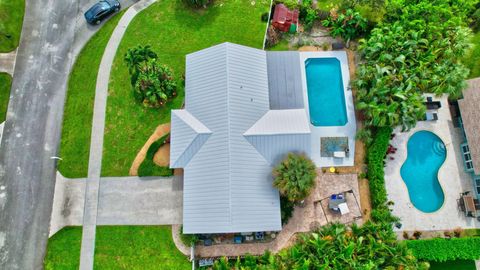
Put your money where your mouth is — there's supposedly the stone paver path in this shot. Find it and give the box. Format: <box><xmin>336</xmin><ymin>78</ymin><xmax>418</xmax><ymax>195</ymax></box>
<box><xmin>0</xmin><ymin>50</ymin><xmax>17</xmax><ymax>75</ymax></box>
<box><xmin>79</xmin><ymin>1</ymin><xmax>158</xmax><ymax>269</ymax></box>
<box><xmin>172</xmin><ymin>172</ymin><xmax>362</xmax><ymax>258</ymax></box>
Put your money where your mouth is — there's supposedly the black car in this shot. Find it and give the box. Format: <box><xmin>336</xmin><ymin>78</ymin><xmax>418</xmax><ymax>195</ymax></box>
<box><xmin>84</xmin><ymin>0</ymin><xmax>121</xmax><ymax>25</ymax></box>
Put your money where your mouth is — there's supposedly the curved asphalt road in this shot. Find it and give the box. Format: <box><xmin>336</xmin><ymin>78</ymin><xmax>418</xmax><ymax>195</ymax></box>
<box><xmin>0</xmin><ymin>0</ymin><xmax>135</xmax><ymax>269</ymax></box>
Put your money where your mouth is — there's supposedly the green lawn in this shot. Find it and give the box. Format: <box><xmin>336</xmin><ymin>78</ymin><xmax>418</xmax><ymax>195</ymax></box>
<box><xmin>101</xmin><ymin>0</ymin><xmax>270</xmax><ymax>176</ymax></box>
<box><xmin>0</xmin><ymin>0</ymin><xmax>24</xmax><ymax>52</ymax></box>
<box><xmin>44</xmin><ymin>226</ymin><xmax>190</xmax><ymax>269</ymax></box>
<box><xmin>44</xmin><ymin>227</ymin><xmax>82</xmax><ymax>270</ymax></box>
<box><xmin>268</xmin><ymin>39</ymin><xmax>291</xmax><ymax>51</ymax></box>
<box><xmin>58</xmin><ymin>12</ymin><xmax>124</xmax><ymax>178</ymax></box>
<box><xmin>463</xmin><ymin>31</ymin><xmax>480</xmax><ymax>79</ymax></box>
<box><xmin>429</xmin><ymin>260</ymin><xmax>476</xmax><ymax>270</ymax></box>
<box><xmin>0</xmin><ymin>72</ymin><xmax>12</xmax><ymax>122</ymax></box>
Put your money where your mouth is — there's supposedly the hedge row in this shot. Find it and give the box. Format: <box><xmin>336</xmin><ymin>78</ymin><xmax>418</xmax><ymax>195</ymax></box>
<box><xmin>366</xmin><ymin>127</ymin><xmax>392</xmax><ymax>208</ymax></box>
<box><xmin>407</xmin><ymin>237</ymin><xmax>480</xmax><ymax>262</ymax></box>
<box><xmin>365</xmin><ymin>127</ymin><xmax>397</xmax><ymax>223</ymax></box>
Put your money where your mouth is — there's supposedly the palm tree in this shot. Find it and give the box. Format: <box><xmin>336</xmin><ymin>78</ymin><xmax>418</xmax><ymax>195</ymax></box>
<box><xmin>273</xmin><ymin>153</ymin><xmax>317</xmax><ymax>202</ymax></box>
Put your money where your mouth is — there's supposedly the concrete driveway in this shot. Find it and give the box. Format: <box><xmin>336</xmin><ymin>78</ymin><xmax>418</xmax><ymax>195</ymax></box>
<box><xmin>50</xmin><ymin>174</ymin><xmax>184</xmax><ymax>236</ymax></box>
<box><xmin>0</xmin><ymin>0</ymin><xmax>136</xmax><ymax>269</ymax></box>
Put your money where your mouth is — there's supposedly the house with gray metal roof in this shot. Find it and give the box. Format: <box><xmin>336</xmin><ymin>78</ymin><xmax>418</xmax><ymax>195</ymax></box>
<box><xmin>170</xmin><ymin>43</ymin><xmax>311</xmax><ymax>234</ymax></box>
<box><xmin>458</xmin><ymin>78</ymin><xmax>480</xmax><ymax>198</ymax></box>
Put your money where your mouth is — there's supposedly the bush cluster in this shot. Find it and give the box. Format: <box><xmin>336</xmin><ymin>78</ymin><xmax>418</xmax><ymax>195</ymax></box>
<box><xmin>124</xmin><ymin>45</ymin><xmax>178</xmax><ymax>108</ymax></box>
<box><xmin>407</xmin><ymin>237</ymin><xmax>480</xmax><ymax>262</ymax></box>
<box><xmin>211</xmin><ymin>223</ymin><xmax>427</xmax><ymax>269</ymax></box>
<box><xmin>355</xmin><ymin>0</ymin><xmax>472</xmax><ymax>130</ymax></box>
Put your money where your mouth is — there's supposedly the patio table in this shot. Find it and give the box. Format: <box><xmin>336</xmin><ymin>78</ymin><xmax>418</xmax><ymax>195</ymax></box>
<box><xmin>463</xmin><ymin>195</ymin><xmax>477</xmax><ymax>217</ymax></box>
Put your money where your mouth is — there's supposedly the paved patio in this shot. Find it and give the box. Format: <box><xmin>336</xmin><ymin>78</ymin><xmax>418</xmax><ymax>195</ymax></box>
<box><xmin>385</xmin><ymin>94</ymin><xmax>480</xmax><ymax>231</ymax></box>
<box><xmin>172</xmin><ymin>172</ymin><xmax>363</xmax><ymax>258</ymax></box>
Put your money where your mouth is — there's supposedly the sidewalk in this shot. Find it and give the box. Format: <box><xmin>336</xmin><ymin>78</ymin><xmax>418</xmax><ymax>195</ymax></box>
<box><xmin>0</xmin><ymin>50</ymin><xmax>17</xmax><ymax>75</ymax></box>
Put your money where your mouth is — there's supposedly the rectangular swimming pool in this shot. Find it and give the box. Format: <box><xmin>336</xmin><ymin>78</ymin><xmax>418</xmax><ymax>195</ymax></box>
<box><xmin>305</xmin><ymin>58</ymin><xmax>347</xmax><ymax>126</ymax></box>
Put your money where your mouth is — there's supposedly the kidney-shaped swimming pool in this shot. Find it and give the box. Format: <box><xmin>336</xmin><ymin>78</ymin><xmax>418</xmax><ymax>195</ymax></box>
<box><xmin>400</xmin><ymin>131</ymin><xmax>446</xmax><ymax>213</ymax></box>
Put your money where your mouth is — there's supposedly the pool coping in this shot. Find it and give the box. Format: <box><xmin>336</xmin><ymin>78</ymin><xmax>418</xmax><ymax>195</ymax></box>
<box><xmin>398</xmin><ymin>130</ymin><xmax>448</xmax><ymax>214</ymax></box>
<box><xmin>298</xmin><ymin>51</ymin><xmax>356</xmax><ymax>168</ymax></box>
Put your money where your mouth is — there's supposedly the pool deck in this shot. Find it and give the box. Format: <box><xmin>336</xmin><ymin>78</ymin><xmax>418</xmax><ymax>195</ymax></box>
<box><xmin>298</xmin><ymin>51</ymin><xmax>356</xmax><ymax>168</ymax></box>
<box><xmin>385</xmin><ymin>94</ymin><xmax>480</xmax><ymax>231</ymax></box>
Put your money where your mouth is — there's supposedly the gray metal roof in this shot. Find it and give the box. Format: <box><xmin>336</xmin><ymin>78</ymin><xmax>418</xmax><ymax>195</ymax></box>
<box><xmin>244</xmin><ymin>109</ymin><xmax>311</xmax><ymax>165</ymax></box>
<box><xmin>266</xmin><ymin>51</ymin><xmax>304</xmax><ymax>109</ymax></box>
<box><xmin>170</xmin><ymin>43</ymin><xmax>310</xmax><ymax>234</ymax></box>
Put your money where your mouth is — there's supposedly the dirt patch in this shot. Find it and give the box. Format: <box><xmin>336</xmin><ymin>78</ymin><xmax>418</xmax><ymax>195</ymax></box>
<box><xmin>129</xmin><ymin>123</ymin><xmax>170</xmax><ymax>176</ymax></box>
<box><xmin>358</xmin><ymin>178</ymin><xmax>372</xmax><ymax>221</ymax></box>
<box><xmin>298</xmin><ymin>45</ymin><xmax>319</xmax><ymax>51</ymax></box>
<box><xmin>153</xmin><ymin>143</ymin><xmax>170</xmax><ymax>167</ymax></box>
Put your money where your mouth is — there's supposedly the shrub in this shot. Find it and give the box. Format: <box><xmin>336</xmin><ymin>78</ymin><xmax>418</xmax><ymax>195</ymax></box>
<box><xmin>180</xmin><ymin>226</ymin><xmax>198</xmax><ymax>246</ymax></box>
<box><xmin>299</xmin><ymin>0</ymin><xmax>317</xmax><ymax>31</ymax></box>
<box><xmin>322</xmin><ymin>8</ymin><xmax>367</xmax><ymax>43</ymax></box>
<box><xmin>184</xmin><ymin>0</ymin><xmax>210</xmax><ymax>8</ymax></box>
<box><xmin>125</xmin><ymin>45</ymin><xmax>178</xmax><ymax>107</ymax></box>
<box><xmin>273</xmin><ymin>153</ymin><xmax>317</xmax><ymax>202</ymax></box>
<box><xmin>454</xmin><ymin>227</ymin><xmax>464</xmax><ymax>238</ymax></box>
<box><xmin>413</xmin><ymin>231</ymin><xmax>422</xmax><ymax>240</ymax></box>
<box><xmin>134</xmin><ymin>60</ymin><xmax>177</xmax><ymax>107</ymax></box>
<box><xmin>274</xmin><ymin>0</ymin><xmax>299</xmax><ymax>10</ymax></box>
<box><xmin>261</xmin><ymin>12</ymin><xmax>270</xmax><ymax>22</ymax></box>
<box><xmin>280</xmin><ymin>195</ymin><xmax>295</xmax><ymax>225</ymax></box>
<box><xmin>407</xmin><ymin>237</ymin><xmax>480</xmax><ymax>262</ymax></box>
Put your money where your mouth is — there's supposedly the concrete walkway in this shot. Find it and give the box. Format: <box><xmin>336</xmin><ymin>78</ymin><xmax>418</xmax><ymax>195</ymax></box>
<box><xmin>79</xmin><ymin>1</ymin><xmax>158</xmax><ymax>269</ymax></box>
<box><xmin>0</xmin><ymin>50</ymin><xmax>17</xmax><ymax>75</ymax></box>
<box><xmin>50</xmin><ymin>173</ymin><xmax>183</xmax><ymax>237</ymax></box>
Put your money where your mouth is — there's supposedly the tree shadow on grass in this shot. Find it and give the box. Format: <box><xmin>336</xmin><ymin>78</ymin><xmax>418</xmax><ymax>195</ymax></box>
<box><xmin>173</xmin><ymin>0</ymin><xmax>221</xmax><ymax>30</ymax></box>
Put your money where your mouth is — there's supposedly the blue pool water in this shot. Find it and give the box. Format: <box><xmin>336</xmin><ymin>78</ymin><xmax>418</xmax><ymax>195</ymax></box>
<box><xmin>305</xmin><ymin>58</ymin><xmax>347</xmax><ymax>126</ymax></box>
<box><xmin>400</xmin><ymin>131</ymin><xmax>446</xmax><ymax>213</ymax></box>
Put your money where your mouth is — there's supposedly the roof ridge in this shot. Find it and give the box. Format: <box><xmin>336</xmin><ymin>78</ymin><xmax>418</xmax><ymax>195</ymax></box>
<box><xmin>225</xmin><ymin>43</ymin><xmax>233</xmax><ymax>229</ymax></box>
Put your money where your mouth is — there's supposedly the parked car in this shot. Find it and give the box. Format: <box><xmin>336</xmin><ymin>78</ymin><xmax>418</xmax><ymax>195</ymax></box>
<box><xmin>84</xmin><ymin>0</ymin><xmax>121</xmax><ymax>25</ymax></box>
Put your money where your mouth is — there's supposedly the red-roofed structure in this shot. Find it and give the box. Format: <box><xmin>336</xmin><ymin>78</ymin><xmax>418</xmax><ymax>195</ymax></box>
<box><xmin>272</xmin><ymin>4</ymin><xmax>299</xmax><ymax>32</ymax></box>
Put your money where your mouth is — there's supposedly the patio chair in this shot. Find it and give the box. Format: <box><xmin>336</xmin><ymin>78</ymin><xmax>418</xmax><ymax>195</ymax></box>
<box><xmin>425</xmin><ymin>112</ymin><xmax>438</xmax><ymax>121</ymax></box>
